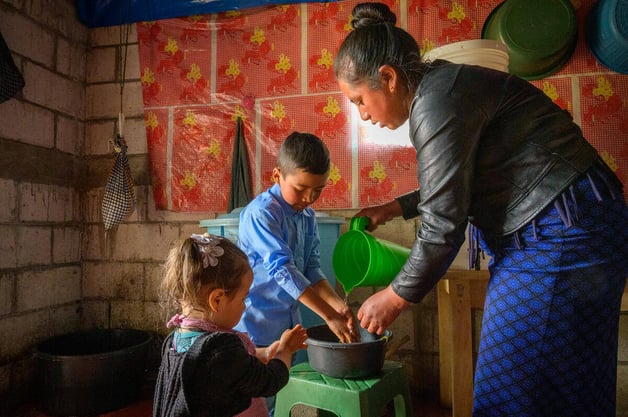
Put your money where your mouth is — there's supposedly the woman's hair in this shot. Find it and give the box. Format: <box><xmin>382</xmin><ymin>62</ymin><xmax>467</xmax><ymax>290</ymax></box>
<box><xmin>334</xmin><ymin>2</ymin><xmax>423</xmax><ymax>92</ymax></box>
<box><xmin>277</xmin><ymin>131</ymin><xmax>330</xmax><ymax>176</ymax></box>
<box><xmin>160</xmin><ymin>234</ymin><xmax>250</xmax><ymax>314</ymax></box>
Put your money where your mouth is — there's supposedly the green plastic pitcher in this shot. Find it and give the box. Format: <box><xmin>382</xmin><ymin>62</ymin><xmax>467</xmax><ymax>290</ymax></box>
<box><xmin>332</xmin><ymin>216</ymin><xmax>411</xmax><ymax>294</ymax></box>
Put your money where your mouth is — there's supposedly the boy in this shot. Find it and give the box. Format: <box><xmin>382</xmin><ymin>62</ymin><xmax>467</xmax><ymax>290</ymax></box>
<box><xmin>234</xmin><ymin>132</ymin><xmax>358</xmax><ymax>350</ymax></box>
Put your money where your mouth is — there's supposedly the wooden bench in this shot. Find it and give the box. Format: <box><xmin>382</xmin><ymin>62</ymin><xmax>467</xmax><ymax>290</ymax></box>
<box><xmin>437</xmin><ymin>269</ymin><xmax>628</xmax><ymax>417</ymax></box>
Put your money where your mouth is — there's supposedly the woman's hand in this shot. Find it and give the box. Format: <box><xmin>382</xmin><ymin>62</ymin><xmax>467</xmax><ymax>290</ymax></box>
<box><xmin>354</xmin><ymin>199</ymin><xmax>402</xmax><ymax>231</ymax></box>
<box><xmin>357</xmin><ymin>286</ymin><xmax>409</xmax><ymax>334</ymax></box>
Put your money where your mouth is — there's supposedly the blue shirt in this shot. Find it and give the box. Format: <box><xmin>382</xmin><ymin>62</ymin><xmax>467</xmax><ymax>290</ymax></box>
<box><xmin>233</xmin><ymin>183</ymin><xmax>326</xmax><ymax>346</ymax></box>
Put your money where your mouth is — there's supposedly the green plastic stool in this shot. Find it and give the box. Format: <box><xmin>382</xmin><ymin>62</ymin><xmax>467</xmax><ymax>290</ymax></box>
<box><xmin>274</xmin><ymin>360</ymin><xmax>413</xmax><ymax>417</ymax></box>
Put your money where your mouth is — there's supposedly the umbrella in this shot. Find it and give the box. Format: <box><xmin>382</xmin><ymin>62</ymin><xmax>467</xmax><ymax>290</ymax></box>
<box><xmin>228</xmin><ymin>117</ymin><xmax>252</xmax><ymax>212</ymax></box>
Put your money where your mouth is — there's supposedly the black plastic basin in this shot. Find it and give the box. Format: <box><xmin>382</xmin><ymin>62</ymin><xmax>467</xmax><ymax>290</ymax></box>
<box><xmin>306</xmin><ymin>324</ymin><xmax>392</xmax><ymax>379</ymax></box>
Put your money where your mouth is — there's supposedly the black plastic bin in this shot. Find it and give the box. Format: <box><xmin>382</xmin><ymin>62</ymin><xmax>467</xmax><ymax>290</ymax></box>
<box><xmin>34</xmin><ymin>328</ymin><xmax>152</xmax><ymax>416</ymax></box>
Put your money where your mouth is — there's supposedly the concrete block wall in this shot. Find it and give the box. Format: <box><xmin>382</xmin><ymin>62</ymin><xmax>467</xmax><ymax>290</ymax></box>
<box><xmin>0</xmin><ymin>1</ymin><xmax>625</xmax><ymax>414</ymax></box>
<box><xmin>0</xmin><ymin>0</ymin><xmax>87</xmax><ymax>410</ymax></box>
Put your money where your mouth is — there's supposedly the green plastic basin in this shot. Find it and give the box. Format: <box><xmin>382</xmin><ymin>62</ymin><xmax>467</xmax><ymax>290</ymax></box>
<box><xmin>482</xmin><ymin>0</ymin><xmax>577</xmax><ymax>80</ymax></box>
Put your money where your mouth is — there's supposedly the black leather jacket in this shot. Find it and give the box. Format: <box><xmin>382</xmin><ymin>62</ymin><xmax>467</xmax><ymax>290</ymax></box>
<box><xmin>392</xmin><ymin>61</ymin><xmax>607</xmax><ymax>303</ymax></box>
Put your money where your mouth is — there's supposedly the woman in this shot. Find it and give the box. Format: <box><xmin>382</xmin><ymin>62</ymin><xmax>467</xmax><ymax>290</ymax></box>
<box><xmin>335</xmin><ymin>3</ymin><xmax>628</xmax><ymax>416</ymax></box>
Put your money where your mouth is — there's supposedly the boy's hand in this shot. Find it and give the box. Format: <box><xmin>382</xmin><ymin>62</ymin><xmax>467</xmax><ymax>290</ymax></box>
<box><xmin>279</xmin><ymin>324</ymin><xmax>308</xmax><ymax>353</ymax></box>
<box><xmin>326</xmin><ymin>311</ymin><xmax>360</xmax><ymax>343</ymax></box>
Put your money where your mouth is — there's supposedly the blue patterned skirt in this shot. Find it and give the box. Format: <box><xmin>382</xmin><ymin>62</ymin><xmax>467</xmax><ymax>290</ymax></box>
<box><xmin>473</xmin><ymin>166</ymin><xmax>628</xmax><ymax>417</ymax></box>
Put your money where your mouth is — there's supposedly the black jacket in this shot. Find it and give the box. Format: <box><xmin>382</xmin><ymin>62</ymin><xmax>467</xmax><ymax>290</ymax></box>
<box><xmin>153</xmin><ymin>332</ymin><xmax>288</xmax><ymax>417</ymax></box>
<box><xmin>392</xmin><ymin>61</ymin><xmax>619</xmax><ymax>303</ymax></box>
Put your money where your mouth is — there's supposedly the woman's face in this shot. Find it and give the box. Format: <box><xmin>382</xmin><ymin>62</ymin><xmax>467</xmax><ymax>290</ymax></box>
<box><xmin>338</xmin><ymin>68</ymin><xmax>409</xmax><ymax>130</ymax></box>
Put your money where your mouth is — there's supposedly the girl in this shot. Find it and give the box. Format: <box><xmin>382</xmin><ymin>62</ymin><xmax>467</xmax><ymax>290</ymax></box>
<box><xmin>153</xmin><ymin>233</ymin><xmax>307</xmax><ymax>417</ymax></box>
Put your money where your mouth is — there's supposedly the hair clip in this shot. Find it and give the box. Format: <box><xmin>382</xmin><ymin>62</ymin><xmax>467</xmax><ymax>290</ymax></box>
<box><xmin>190</xmin><ymin>233</ymin><xmax>225</xmax><ymax>268</ymax></box>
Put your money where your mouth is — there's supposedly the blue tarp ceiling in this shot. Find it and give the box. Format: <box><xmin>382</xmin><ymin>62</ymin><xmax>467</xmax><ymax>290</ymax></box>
<box><xmin>76</xmin><ymin>0</ymin><xmax>338</xmax><ymax>27</ymax></box>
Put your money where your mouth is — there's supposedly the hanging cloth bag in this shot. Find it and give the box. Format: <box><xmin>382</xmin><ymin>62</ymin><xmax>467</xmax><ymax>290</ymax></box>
<box><xmin>101</xmin><ymin>23</ymin><xmax>135</xmax><ymax>230</ymax></box>
<box><xmin>102</xmin><ymin>122</ymin><xmax>136</xmax><ymax>230</ymax></box>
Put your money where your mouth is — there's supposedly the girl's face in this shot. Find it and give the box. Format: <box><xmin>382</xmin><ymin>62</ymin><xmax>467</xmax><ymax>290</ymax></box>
<box><xmin>337</xmin><ymin>66</ymin><xmax>409</xmax><ymax>130</ymax></box>
<box><xmin>273</xmin><ymin>167</ymin><xmax>328</xmax><ymax>212</ymax></box>
<box><xmin>212</xmin><ymin>270</ymin><xmax>253</xmax><ymax>329</ymax></box>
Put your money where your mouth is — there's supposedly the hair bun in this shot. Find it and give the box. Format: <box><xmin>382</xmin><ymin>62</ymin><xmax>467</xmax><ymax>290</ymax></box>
<box><xmin>351</xmin><ymin>2</ymin><xmax>397</xmax><ymax>29</ymax></box>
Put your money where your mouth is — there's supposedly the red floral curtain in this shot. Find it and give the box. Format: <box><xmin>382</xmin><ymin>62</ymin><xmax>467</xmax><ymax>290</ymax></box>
<box><xmin>138</xmin><ymin>0</ymin><xmax>627</xmax><ymax>213</ymax></box>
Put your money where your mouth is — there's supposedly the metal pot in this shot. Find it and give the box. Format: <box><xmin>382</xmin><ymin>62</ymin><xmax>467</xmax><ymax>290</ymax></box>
<box><xmin>34</xmin><ymin>328</ymin><xmax>152</xmax><ymax>416</ymax></box>
<box><xmin>306</xmin><ymin>324</ymin><xmax>392</xmax><ymax>379</ymax></box>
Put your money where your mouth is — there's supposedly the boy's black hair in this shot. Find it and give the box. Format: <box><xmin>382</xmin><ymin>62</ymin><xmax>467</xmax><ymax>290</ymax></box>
<box><xmin>277</xmin><ymin>132</ymin><xmax>330</xmax><ymax>176</ymax></box>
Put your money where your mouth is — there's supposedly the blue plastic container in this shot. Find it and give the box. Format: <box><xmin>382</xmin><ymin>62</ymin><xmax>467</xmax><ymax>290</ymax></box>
<box><xmin>585</xmin><ymin>0</ymin><xmax>628</xmax><ymax>74</ymax></box>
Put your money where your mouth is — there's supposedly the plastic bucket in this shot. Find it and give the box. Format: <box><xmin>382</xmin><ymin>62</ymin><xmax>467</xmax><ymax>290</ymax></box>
<box><xmin>422</xmin><ymin>39</ymin><xmax>510</xmax><ymax>72</ymax></box>
<box><xmin>585</xmin><ymin>0</ymin><xmax>628</xmax><ymax>74</ymax></box>
<box><xmin>332</xmin><ymin>217</ymin><xmax>410</xmax><ymax>293</ymax></box>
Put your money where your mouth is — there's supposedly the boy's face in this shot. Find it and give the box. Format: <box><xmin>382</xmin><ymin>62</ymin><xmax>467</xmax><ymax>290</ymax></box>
<box><xmin>273</xmin><ymin>167</ymin><xmax>328</xmax><ymax>212</ymax></box>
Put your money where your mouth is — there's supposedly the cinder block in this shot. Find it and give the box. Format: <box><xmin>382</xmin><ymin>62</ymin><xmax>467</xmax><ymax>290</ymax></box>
<box><xmin>56</xmin><ymin>37</ymin><xmax>86</xmax><ymax>81</ymax></box>
<box><xmin>0</xmin><ymin>100</ymin><xmax>55</xmax><ymax>148</ymax></box>
<box><xmin>110</xmin><ymin>300</ymin><xmax>162</xmax><ymax>332</ymax></box>
<box><xmin>16</xmin><ymin>226</ymin><xmax>51</xmax><ymax>267</ymax></box>
<box><xmin>52</xmin><ymin>226</ymin><xmax>81</xmax><ymax>264</ymax></box>
<box><xmin>108</xmin><ymin>223</ymin><xmax>180</xmax><ymax>261</ymax></box>
<box><xmin>22</xmin><ymin>62</ymin><xmax>84</xmax><ymax>118</ymax></box>
<box><xmin>0</xmin><ymin>226</ymin><xmax>17</xmax><ymax>269</ymax></box>
<box><xmin>122</xmin><ymin>116</ymin><xmax>149</xmax><ymax>155</ymax></box>
<box><xmin>82</xmin><ymin>224</ymin><xmax>107</xmax><ymax>261</ymax></box>
<box><xmin>19</xmin><ymin>183</ymin><xmax>75</xmax><ymax>222</ymax></box>
<box><xmin>145</xmin><ymin>262</ymin><xmax>164</xmax><ymax>302</ymax></box>
<box><xmin>16</xmin><ymin>266</ymin><xmax>81</xmax><ymax>311</ymax></box>
<box><xmin>371</xmin><ymin>218</ymin><xmax>417</xmax><ymax>249</ymax></box>
<box><xmin>80</xmin><ymin>300</ymin><xmax>111</xmax><ymax>329</ymax></box>
<box><xmin>89</xmin><ymin>24</ymin><xmax>137</xmax><ymax>48</ymax></box>
<box><xmin>0</xmin><ymin>10</ymin><xmax>54</xmax><ymax>68</ymax></box>
<box><xmin>0</xmin><ymin>306</ymin><xmax>80</xmax><ymax>359</ymax></box>
<box><xmin>125</xmin><ymin>44</ymin><xmax>141</xmax><ymax>80</ymax></box>
<box><xmin>121</xmin><ymin>81</ymin><xmax>146</xmax><ymax>118</ymax></box>
<box><xmin>86</xmin><ymin>46</ymin><xmax>117</xmax><ymax>83</ymax></box>
<box><xmin>56</xmin><ymin>115</ymin><xmax>84</xmax><ymax>156</ymax></box>
<box><xmin>86</xmin><ymin>83</ymin><xmax>124</xmax><ymax>119</ymax></box>
<box><xmin>618</xmin><ymin>364</ymin><xmax>628</xmax><ymax>415</ymax></box>
<box><xmin>87</xmin><ymin>81</ymin><xmax>144</xmax><ymax>120</ymax></box>
<box><xmin>83</xmin><ymin>188</ymin><xmax>105</xmax><ymax>224</ymax></box>
<box><xmin>0</xmin><ymin>179</ymin><xmax>17</xmax><ymax>222</ymax></box>
<box><xmin>83</xmin><ymin>261</ymin><xmax>143</xmax><ymax>300</ymax></box>
<box><xmin>85</xmin><ymin>121</ymin><xmax>116</xmax><ymax>156</ymax></box>
<box><xmin>0</xmin><ymin>272</ymin><xmax>14</xmax><ymax>316</ymax></box>
<box><xmin>27</xmin><ymin>0</ymin><xmax>88</xmax><ymax>41</ymax></box>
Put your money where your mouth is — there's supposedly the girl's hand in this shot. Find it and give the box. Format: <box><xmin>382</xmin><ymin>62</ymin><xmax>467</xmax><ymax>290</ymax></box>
<box><xmin>262</xmin><ymin>340</ymin><xmax>279</xmax><ymax>363</ymax></box>
<box><xmin>279</xmin><ymin>324</ymin><xmax>308</xmax><ymax>353</ymax></box>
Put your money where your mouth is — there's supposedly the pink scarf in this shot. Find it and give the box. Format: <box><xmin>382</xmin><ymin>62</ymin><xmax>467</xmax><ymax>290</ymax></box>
<box><xmin>167</xmin><ymin>313</ymin><xmax>256</xmax><ymax>354</ymax></box>
<box><xmin>166</xmin><ymin>314</ymin><xmax>269</xmax><ymax>417</ymax></box>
